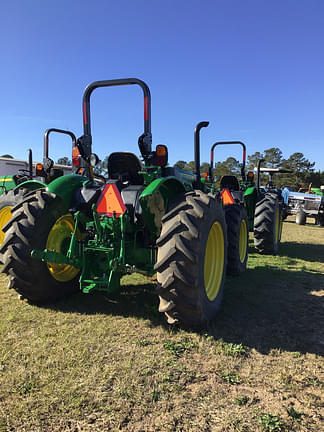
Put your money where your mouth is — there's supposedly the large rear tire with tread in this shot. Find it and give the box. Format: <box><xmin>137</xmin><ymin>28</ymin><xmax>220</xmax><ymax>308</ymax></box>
<box><xmin>0</xmin><ymin>188</ymin><xmax>28</xmax><ymax>247</ymax></box>
<box><xmin>225</xmin><ymin>204</ymin><xmax>249</xmax><ymax>275</ymax></box>
<box><xmin>0</xmin><ymin>190</ymin><xmax>81</xmax><ymax>302</ymax></box>
<box><xmin>155</xmin><ymin>190</ymin><xmax>227</xmax><ymax>327</ymax></box>
<box><xmin>253</xmin><ymin>193</ymin><xmax>281</xmax><ymax>254</ymax></box>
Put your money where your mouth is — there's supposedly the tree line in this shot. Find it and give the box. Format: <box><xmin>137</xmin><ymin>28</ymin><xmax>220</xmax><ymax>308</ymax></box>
<box><xmin>174</xmin><ymin>147</ymin><xmax>323</xmax><ymax>190</ymax></box>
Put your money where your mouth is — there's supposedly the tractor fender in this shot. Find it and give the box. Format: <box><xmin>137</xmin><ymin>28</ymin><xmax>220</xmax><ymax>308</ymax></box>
<box><xmin>139</xmin><ymin>177</ymin><xmax>186</xmax><ymax>239</ymax></box>
<box><xmin>14</xmin><ymin>179</ymin><xmax>47</xmax><ymax>192</ymax></box>
<box><xmin>243</xmin><ymin>186</ymin><xmax>258</xmax><ymax>231</ymax></box>
<box><xmin>46</xmin><ymin>174</ymin><xmax>88</xmax><ymax>208</ymax></box>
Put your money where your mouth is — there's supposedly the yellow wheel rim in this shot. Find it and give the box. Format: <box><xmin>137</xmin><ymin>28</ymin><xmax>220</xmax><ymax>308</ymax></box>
<box><xmin>46</xmin><ymin>214</ymin><xmax>80</xmax><ymax>282</ymax></box>
<box><xmin>274</xmin><ymin>207</ymin><xmax>280</xmax><ymax>244</ymax></box>
<box><xmin>239</xmin><ymin>219</ymin><xmax>248</xmax><ymax>263</ymax></box>
<box><xmin>279</xmin><ymin>216</ymin><xmax>283</xmax><ymax>241</ymax></box>
<box><xmin>0</xmin><ymin>206</ymin><xmax>12</xmax><ymax>245</ymax></box>
<box><xmin>204</xmin><ymin>221</ymin><xmax>225</xmax><ymax>301</ymax></box>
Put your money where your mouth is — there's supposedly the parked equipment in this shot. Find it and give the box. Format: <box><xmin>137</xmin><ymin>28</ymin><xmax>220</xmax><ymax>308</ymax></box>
<box><xmin>239</xmin><ymin>162</ymin><xmax>290</xmax><ymax>254</ymax></box>
<box><xmin>287</xmin><ymin>185</ymin><xmax>324</xmax><ymax>226</ymax></box>
<box><xmin>1</xmin><ymin>78</ymin><xmax>228</xmax><ymax>327</ymax></box>
<box><xmin>0</xmin><ymin>129</ymin><xmax>74</xmax><ymax>245</ymax></box>
<box><xmin>208</xmin><ymin>140</ymin><xmax>249</xmax><ymax>275</ymax></box>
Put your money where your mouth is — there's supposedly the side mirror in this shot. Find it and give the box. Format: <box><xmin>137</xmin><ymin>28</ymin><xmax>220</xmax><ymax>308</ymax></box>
<box><xmin>43</xmin><ymin>157</ymin><xmax>54</xmax><ymax>173</ymax></box>
<box><xmin>90</xmin><ymin>153</ymin><xmax>100</xmax><ymax>167</ymax></box>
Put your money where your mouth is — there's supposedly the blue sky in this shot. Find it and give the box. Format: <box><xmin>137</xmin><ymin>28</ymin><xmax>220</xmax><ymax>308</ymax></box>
<box><xmin>1</xmin><ymin>0</ymin><xmax>323</xmax><ymax>170</ymax></box>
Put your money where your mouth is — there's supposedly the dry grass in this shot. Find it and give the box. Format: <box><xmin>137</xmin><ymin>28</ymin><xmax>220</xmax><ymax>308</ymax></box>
<box><xmin>0</xmin><ymin>219</ymin><xmax>323</xmax><ymax>431</ymax></box>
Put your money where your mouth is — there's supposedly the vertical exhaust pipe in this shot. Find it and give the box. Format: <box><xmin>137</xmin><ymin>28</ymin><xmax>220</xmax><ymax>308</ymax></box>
<box><xmin>257</xmin><ymin>159</ymin><xmax>264</xmax><ymax>194</ymax></box>
<box><xmin>28</xmin><ymin>149</ymin><xmax>33</xmax><ymax>179</ymax></box>
<box><xmin>194</xmin><ymin>121</ymin><xmax>209</xmax><ymax>189</ymax></box>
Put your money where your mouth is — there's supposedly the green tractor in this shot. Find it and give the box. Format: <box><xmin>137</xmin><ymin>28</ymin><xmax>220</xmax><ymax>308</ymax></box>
<box><xmin>0</xmin><ymin>128</ymin><xmax>75</xmax><ymax>245</ymax></box>
<box><xmin>1</xmin><ymin>78</ymin><xmax>229</xmax><ymax>327</ymax></box>
<box><xmin>242</xmin><ymin>161</ymin><xmax>290</xmax><ymax>254</ymax></box>
<box><xmin>207</xmin><ymin>140</ymin><xmax>249</xmax><ymax>275</ymax></box>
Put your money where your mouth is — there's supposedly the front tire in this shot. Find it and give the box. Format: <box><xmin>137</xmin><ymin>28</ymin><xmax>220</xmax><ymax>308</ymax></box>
<box><xmin>0</xmin><ymin>190</ymin><xmax>81</xmax><ymax>302</ymax></box>
<box><xmin>155</xmin><ymin>190</ymin><xmax>227</xmax><ymax>327</ymax></box>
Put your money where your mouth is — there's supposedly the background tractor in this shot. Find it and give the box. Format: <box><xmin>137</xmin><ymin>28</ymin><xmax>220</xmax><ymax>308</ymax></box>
<box><xmin>0</xmin><ymin>129</ymin><xmax>74</xmax><ymax>246</ymax></box>
<box><xmin>286</xmin><ymin>184</ymin><xmax>324</xmax><ymax>226</ymax></box>
<box><xmin>1</xmin><ymin>78</ymin><xmax>228</xmax><ymax>328</ymax></box>
<box><xmin>243</xmin><ymin>161</ymin><xmax>291</xmax><ymax>254</ymax></box>
<box><xmin>208</xmin><ymin>140</ymin><xmax>249</xmax><ymax>275</ymax></box>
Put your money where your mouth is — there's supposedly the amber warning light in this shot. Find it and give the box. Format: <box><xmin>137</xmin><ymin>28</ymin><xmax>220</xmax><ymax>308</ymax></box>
<box><xmin>96</xmin><ymin>184</ymin><xmax>126</xmax><ymax>217</ymax></box>
<box><xmin>36</xmin><ymin>163</ymin><xmax>44</xmax><ymax>176</ymax></box>
<box><xmin>72</xmin><ymin>146</ymin><xmax>81</xmax><ymax>167</ymax></box>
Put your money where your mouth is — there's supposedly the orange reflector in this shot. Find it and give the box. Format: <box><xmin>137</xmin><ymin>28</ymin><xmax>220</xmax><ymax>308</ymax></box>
<box><xmin>221</xmin><ymin>188</ymin><xmax>234</xmax><ymax>205</ymax></box>
<box><xmin>96</xmin><ymin>184</ymin><xmax>126</xmax><ymax>217</ymax></box>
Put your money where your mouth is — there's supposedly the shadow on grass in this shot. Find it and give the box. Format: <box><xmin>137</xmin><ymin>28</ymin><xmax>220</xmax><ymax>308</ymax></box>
<box><xmin>279</xmin><ymin>241</ymin><xmax>324</xmax><ymax>262</ymax></box>
<box><xmin>38</xmin><ymin>241</ymin><xmax>324</xmax><ymax>356</ymax></box>
<box><xmin>209</xmin><ymin>263</ymin><xmax>324</xmax><ymax>356</ymax></box>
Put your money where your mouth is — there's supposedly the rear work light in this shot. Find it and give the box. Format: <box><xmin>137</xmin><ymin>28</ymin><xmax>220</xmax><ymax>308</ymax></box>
<box><xmin>155</xmin><ymin>145</ymin><xmax>168</xmax><ymax>167</ymax></box>
<box><xmin>36</xmin><ymin>163</ymin><xmax>44</xmax><ymax>176</ymax></box>
<box><xmin>72</xmin><ymin>146</ymin><xmax>81</xmax><ymax>167</ymax></box>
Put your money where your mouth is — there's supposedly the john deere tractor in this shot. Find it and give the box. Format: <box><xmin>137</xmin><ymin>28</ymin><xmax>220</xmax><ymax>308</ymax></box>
<box><xmin>0</xmin><ymin>129</ymin><xmax>75</xmax><ymax>246</ymax></box>
<box><xmin>242</xmin><ymin>161</ymin><xmax>291</xmax><ymax>254</ymax></box>
<box><xmin>208</xmin><ymin>140</ymin><xmax>249</xmax><ymax>275</ymax></box>
<box><xmin>1</xmin><ymin>78</ymin><xmax>228</xmax><ymax>327</ymax></box>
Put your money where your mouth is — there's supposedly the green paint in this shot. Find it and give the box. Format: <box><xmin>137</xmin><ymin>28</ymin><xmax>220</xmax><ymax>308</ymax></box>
<box><xmin>140</xmin><ymin>177</ymin><xmax>186</xmax><ymax>239</ymax></box>
<box><xmin>0</xmin><ymin>176</ymin><xmax>17</xmax><ymax>195</ymax></box>
<box><xmin>46</xmin><ymin>174</ymin><xmax>88</xmax><ymax>208</ymax></box>
<box><xmin>243</xmin><ymin>186</ymin><xmax>258</xmax><ymax>231</ymax></box>
<box><xmin>15</xmin><ymin>180</ymin><xmax>47</xmax><ymax>191</ymax></box>
<box><xmin>311</xmin><ymin>187</ymin><xmax>324</xmax><ymax>196</ymax></box>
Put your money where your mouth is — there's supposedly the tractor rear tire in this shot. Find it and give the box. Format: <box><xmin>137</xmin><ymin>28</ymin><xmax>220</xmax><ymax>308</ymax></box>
<box><xmin>0</xmin><ymin>188</ymin><xmax>28</xmax><ymax>247</ymax></box>
<box><xmin>0</xmin><ymin>190</ymin><xmax>81</xmax><ymax>302</ymax></box>
<box><xmin>253</xmin><ymin>193</ymin><xmax>281</xmax><ymax>255</ymax></box>
<box><xmin>155</xmin><ymin>190</ymin><xmax>227</xmax><ymax>327</ymax></box>
<box><xmin>296</xmin><ymin>209</ymin><xmax>306</xmax><ymax>225</ymax></box>
<box><xmin>225</xmin><ymin>204</ymin><xmax>249</xmax><ymax>275</ymax></box>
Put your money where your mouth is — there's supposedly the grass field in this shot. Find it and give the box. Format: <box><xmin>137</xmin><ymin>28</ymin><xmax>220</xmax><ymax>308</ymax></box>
<box><xmin>0</xmin><ymin>217</ymin><xmax>323</xmax><ymax>431</ymax></box>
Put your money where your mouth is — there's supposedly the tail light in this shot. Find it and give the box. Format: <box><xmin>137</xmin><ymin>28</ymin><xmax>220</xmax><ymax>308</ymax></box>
<box><xmin>36</xmin><ymin>163</ymin><xmax>44</xmax><ymax>176</ymax></box>
<box><xmin>156</xmin><ymin>145</ymin><xmax>168</xmax><ymax>167</ymax></box>
<box><xmin>247</xmin><ymin>171</ymin><xmax>254</xmax><ymax>182</ymax></box>
<box><xmin>72</xmin><ymin>146</ymin><xmax>81</xmax><ymax>167</ymax></box>
<box><xmin>202</xmin><ymin>172</ymin><xmax>208</xmax><ymax>183</ymax></box>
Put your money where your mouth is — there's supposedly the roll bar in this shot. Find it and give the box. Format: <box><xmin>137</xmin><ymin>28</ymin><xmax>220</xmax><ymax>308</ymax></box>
<box><xmin>44</xmin><ymin>128</ymin><xmax>77</xmax><ymax>159</ymax></box>
<box><xmin>209</xmin><ymin>141</ymin><xmax>246</xmax><ymax>181</ymax></box>
<box><xmin>194</xmin><ymin>121</ymin><xmax>209</xmax><ymax>188</ymax></box>
<box><xmin>43</xmin><ymin>128</ymin><xmax>77</xmax><ymax>174</ymax></box>
<box><xmin>80</xmin><ymin>78</ymin><xmax>152</xmax><ymax>163</ymax></box>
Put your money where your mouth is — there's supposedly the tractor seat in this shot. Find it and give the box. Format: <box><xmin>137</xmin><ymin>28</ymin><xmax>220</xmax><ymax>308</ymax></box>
<box><xmin>108</xmin><ymin>152</ymin><xmax>144</xmax><ymax>185</ymax></box>
<box><xmin>220</xmin><ymin>175</ymin><xmax>240</xmax><ymax>191</ymax></box>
